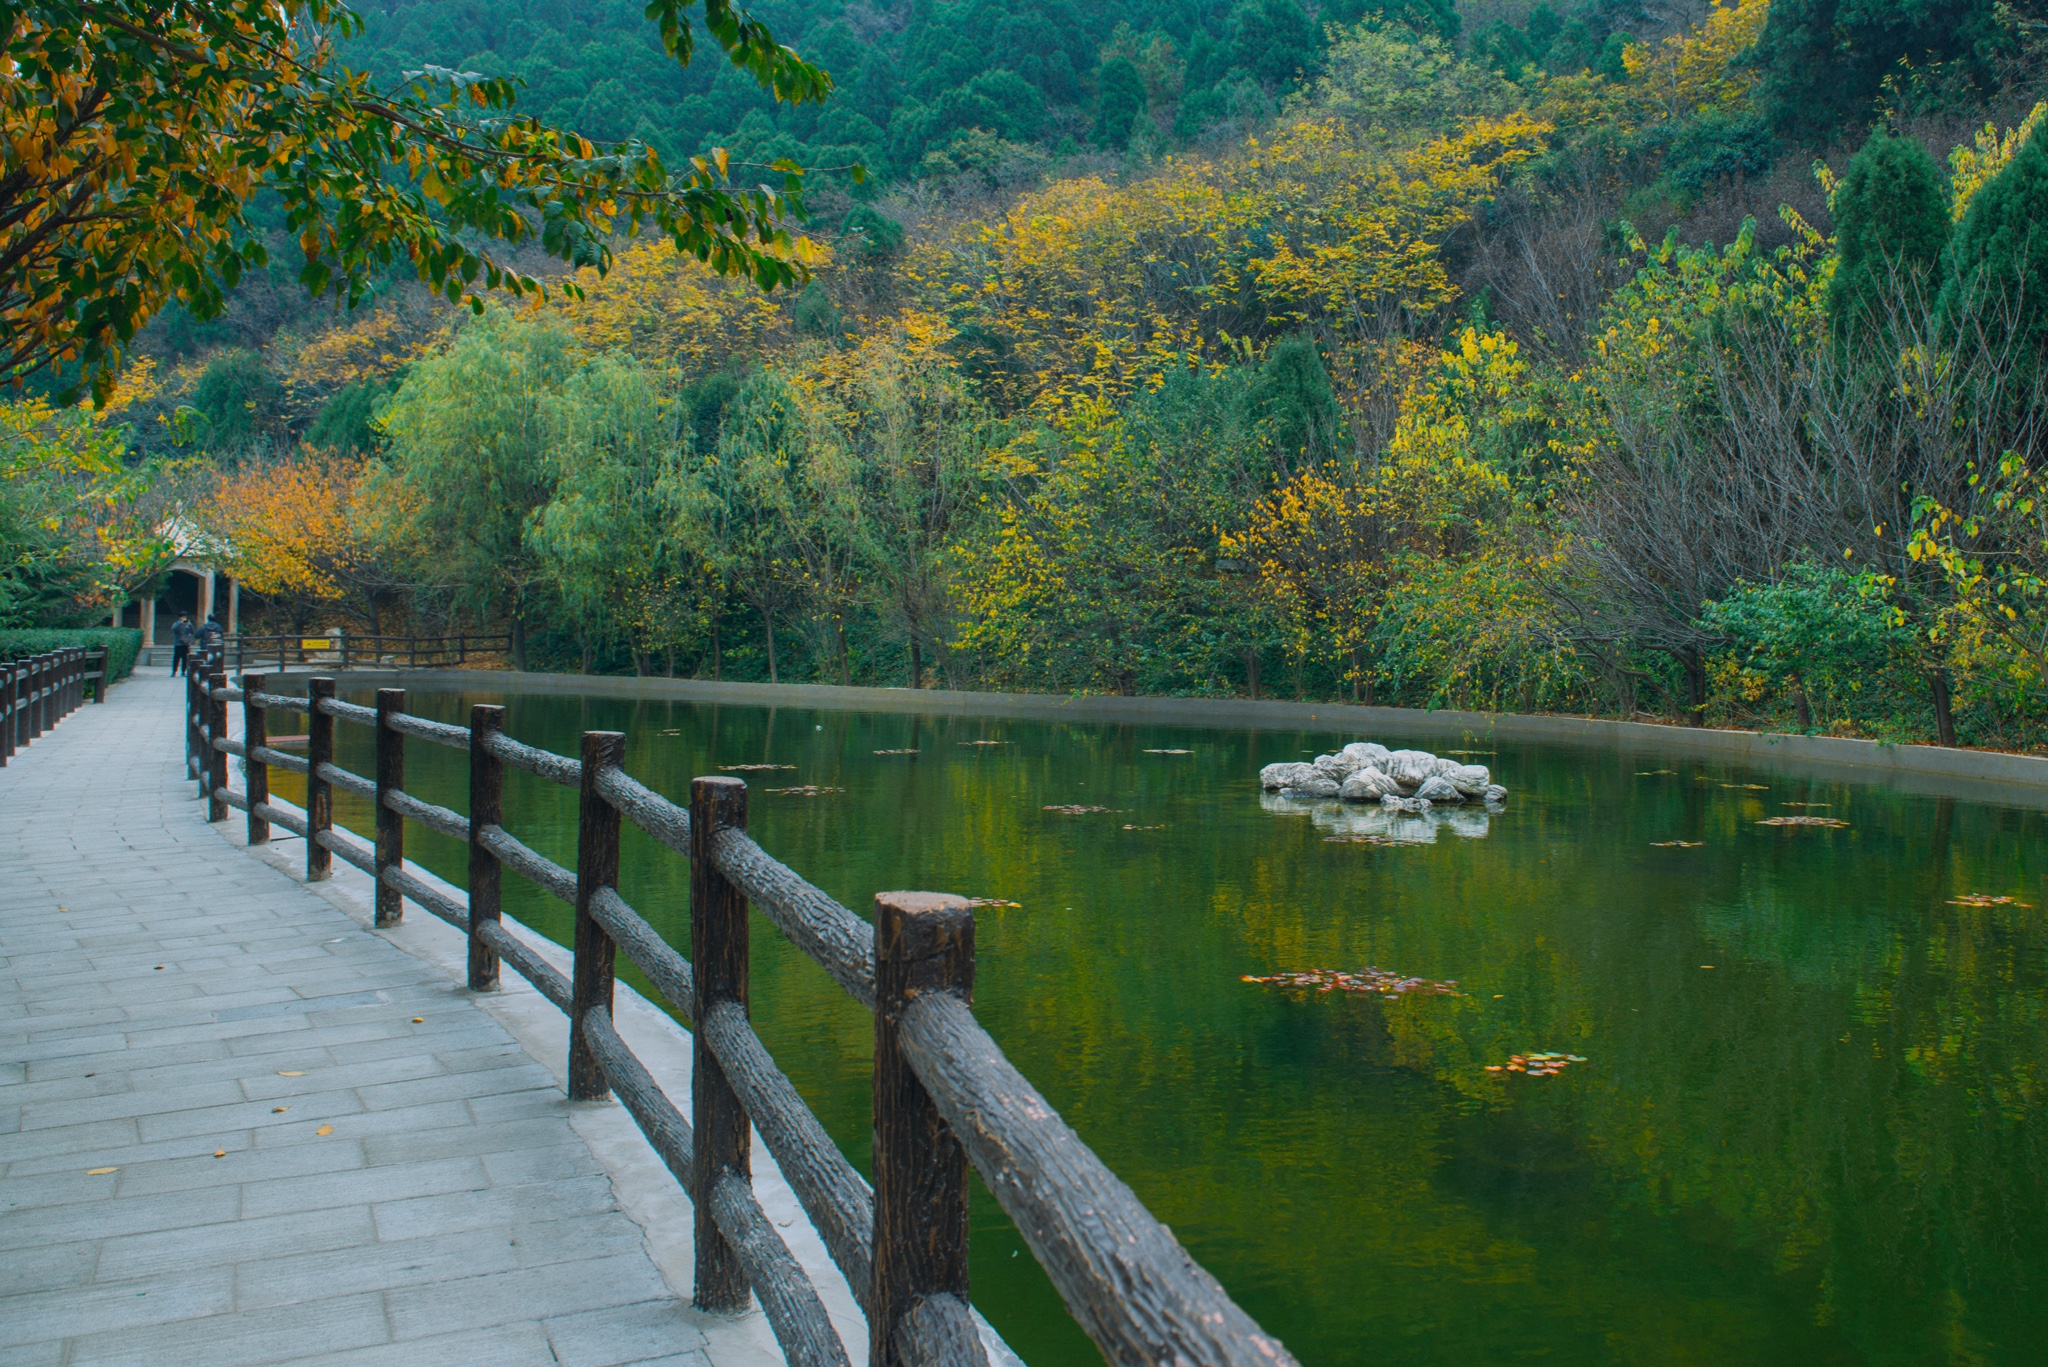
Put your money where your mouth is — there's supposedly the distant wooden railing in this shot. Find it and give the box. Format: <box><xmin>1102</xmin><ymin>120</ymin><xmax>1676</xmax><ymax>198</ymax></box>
<box><xmin>215</xmin><ymin>632</ymin><xmax>512</xmax><ymax>672</ymax></box>
<box><xmin>1</xmin><ymin>648</ymin><xmax>106</xmax><ymax>768</ymax></box>
<box><xmin>188</xmin><ymin>666</ymin><xmax>1300</xmax><ymax>1367</ymax></box>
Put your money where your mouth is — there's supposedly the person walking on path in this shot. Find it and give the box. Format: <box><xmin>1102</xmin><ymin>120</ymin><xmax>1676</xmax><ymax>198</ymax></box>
<box><xmin>195</xmin><ymin>614</ymin><xmax>224</xmax><ymax>673</ymax></box>
<box><xmin>169</xmin><ymin>612</ymin><xmax>194</xmax><ymax>676</ymax></box>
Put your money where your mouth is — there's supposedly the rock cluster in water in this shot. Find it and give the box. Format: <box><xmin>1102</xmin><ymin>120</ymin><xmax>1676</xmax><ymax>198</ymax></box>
<box><xmin>1259</xmin><ymin>743</ymin><xmax>1509</xmax><ymax>810</ymax></box>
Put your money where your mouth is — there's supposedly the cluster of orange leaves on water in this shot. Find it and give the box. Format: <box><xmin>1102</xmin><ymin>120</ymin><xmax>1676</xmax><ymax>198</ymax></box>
<box><xmin>1487</xmin><ymin>1053</ymin><xmax>1587</xmax><ymax>1078</ymax></box>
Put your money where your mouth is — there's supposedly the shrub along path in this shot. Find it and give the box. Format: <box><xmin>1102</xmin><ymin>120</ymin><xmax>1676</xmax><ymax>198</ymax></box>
<box><xmin>0</xmin><ymin>674</ymin><xmax>741</xmax><ymax>1367</ymax></box>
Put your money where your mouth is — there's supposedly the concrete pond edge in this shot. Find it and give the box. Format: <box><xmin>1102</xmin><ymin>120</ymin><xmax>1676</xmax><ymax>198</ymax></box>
<box><xmin>279</xmin><ymin>669</ymin><xmax>2048</xmax><ymax>808</ymax></box>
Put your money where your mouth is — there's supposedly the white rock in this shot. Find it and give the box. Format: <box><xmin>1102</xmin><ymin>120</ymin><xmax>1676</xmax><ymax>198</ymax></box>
<box><xmin>1339</xmin><ymin>768</ymin><xmax>1398</xmax><ymax>802</ymax></box>
<box><xmin>1483</xmin><ymin>784</ymin><xmax>1508</xmax><ymax>806</ymax></box>
<box><xmin>1282</xmin><ymin>775</ymin><xmax>1341</xmax><ymax>799</ymax></box>
<box><xmin>1380</xmin><ymin>793</ymin><xmax>1432</xmax><ymax>813</ymax></box>
<box><xmin>1383</xmin><ymin>750</ymin><xmax>1439</xmax><ymax>793</ymax></box>
<box><xmin>1313</xmin><ymin>753</ymin><xmax>1359</xmax><ymax>781</ymax></box>
<box><xmin>1415</xmin><ymin>775</ymin><xmax>1465</xmax><ymax>803</ymax></box>
<box><xmin>1448</xmin><ymin>764</ymin><xmax>1491</xmax><ymax>796</ymax></box>
<box><xmin>1342</xmin><ymin>742</ymin><xmax>1391</xmax><ymax>768</ymax></box>
<box><xmin>1260</xmin><ymin>762</ymin><xmax>1318</xmax><ymax>790</ymax></box>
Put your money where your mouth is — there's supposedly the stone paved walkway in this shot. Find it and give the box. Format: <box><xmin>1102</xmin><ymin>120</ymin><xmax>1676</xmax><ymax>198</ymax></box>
<box><xmin>0</xmin><ymin>675</ymin><xmax>729</xmax><ymax>1367</ymax></box>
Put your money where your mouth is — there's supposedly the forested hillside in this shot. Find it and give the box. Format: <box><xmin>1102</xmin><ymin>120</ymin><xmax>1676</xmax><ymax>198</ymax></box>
<box><xmin>13</xmin><ymin>0</ymin><xmax>2048</xmax><ymax>750</ymax></box>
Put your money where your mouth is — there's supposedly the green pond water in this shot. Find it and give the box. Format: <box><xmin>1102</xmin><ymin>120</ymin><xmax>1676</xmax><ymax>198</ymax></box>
<box><xmin>268</xmin><ymin>689</ymin><xmax>2048</xmax><ymax>1366</ymax></box>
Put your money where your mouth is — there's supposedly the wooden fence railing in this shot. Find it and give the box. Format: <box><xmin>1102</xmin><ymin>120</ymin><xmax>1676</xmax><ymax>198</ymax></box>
<box><xmin>188</xmin><ymin>664</ymin><xmax>1301</xmax><ymax>1367</ymax></box>
<box><xmin>2</xmin><ymin>648</ymin><xmax>107</xmax><ymax>768</ymax></box>
<box><xmin>215</xmin><ymin>633</ymin><xmax>512</xmax><ymax>672</ymax></box>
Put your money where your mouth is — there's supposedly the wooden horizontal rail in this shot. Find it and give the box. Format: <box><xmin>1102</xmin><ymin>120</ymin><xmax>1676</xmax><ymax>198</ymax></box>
<box><xmin>894</xmin><ymin>1294</ymin><xmax>987</xmax><ymax>1367</ymax></box>
<box><xmin>250</xmin><ymin>690</ymin><xmax>309</xmax><ymax>714</ymax></box>
<box><xmin>256</xmin><ymin>802</ymin><xmax>309</xmax><ymax>838</ymax></box>
<box><xmin>709</xmin><ymin>828</ymin><xmax>876</xmax><ymax>1010</ymax></box>
<box><xmin>211</xmin><ymin>735</ymin><xmax>248</xmax><ymax>759</ymax></box>
<box><xmin>313</xmin><ymin>826</ymin><xmax>377</xmax><ymax>877</ymax></box>
<box><xmin>482</xmin><ymin>729</ymin><xmax>582</xmax><ymax>787</ymax></box>
<box><xmin>381</xmin><ymin>788</ymin><xmax>470</xmax><ymax>844</ymax></box>
<box><xmin>316</xmin><ymin>761</ymin><xmax>376</xmax><ymax>802</ymax></box>
<box><xmin>386</xmin><ymin>712</ymin><xmax>470</xmax><ymax>750</ymax></box>
<box><xmin>587</xmin><ymin>886</ymin><xmax>694</xmax><ymax>1016</ymax></box>
<box><xmin>250</xmin><ymin>745</ymin><xmax>309</xmax><ymax>775</ymax></box>
<box><xmin>701</xmin><ymin>998</ymin><xmax>876</xmax><ymax>1310</ymax></box>
<box><xmin>899</xmin><ymin>991</ymin><xmax>1298</xmax><ymax>1366</ymax></box>
<box><xmin>317</xmin><ymin>697</ymin><xmax>378</xmax><ymax>727</ymax></box>
<box><xmin>475</xmin><ymin>917</ymin><xmax>571</xmax><ymax>1010</ymax></box>
<box><xmin>379</xmin><ymin>865</ymin><xmax>469</xmax><ymax>931</ymax></box>
<box><xmin>577</xmin><ymin>1003</ymin><xmax>850</xmax><ymax>1367</ymax></box>
<box><xmin>475</xmin><ymin>823</ymin><xmax>577</xmax><ymax>903</ymax></box>
<box><xmin>594</xmin><ymin>766</ymin><xmax>691</xmax><ymax>853</ymax></box>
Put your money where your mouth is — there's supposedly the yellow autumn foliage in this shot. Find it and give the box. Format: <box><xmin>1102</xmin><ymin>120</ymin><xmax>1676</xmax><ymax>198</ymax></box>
<box><xmin>1620</xmin><ymin>0</ymin><xmax>1770</xmax><ymax>120</ymax></box>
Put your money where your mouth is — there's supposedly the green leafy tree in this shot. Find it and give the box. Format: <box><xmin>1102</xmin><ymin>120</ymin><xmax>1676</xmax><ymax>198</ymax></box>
<box><xmin>1828</xmin><ymin>133</ymin><xmax>1951</xmax><ymax>337</ymax></box>
<box><xmin>3</xmin><ymin>0</ymin><xmax>831</xmax><ymax>401</ymax></box>
<box><xmin>1699</xmin><ymin>563</ymin><xmax>1914</xmax><ymax>732</ymax></box>
<box><xmin>378</xmin><ymin>309</ymin><xmax>581</xmax><ymax>667</ymax></box>
<box><xmin>1752</xmin><ymin>0</ymin><xmax>2013</xmax><ymax>140</ymax></box>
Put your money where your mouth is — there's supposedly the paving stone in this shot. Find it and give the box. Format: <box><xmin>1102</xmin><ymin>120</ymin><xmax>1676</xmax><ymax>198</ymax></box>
<box><xmin>0</xmin><ymin>679</ymin><xmax>762</xmax><ymax>1366</ymax></box>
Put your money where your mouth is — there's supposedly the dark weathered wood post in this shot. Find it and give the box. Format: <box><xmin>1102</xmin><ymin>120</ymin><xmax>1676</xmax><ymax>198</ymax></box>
<box><xmin>373</xmin><ymin>688</ymin><xmax>406</xmax><ymax>926</ymax></box>
<box><xmin>242</xmin><ymin>672</ymin><xmax>270</xmax><ymax>845</ymax></box>
<box><xmin>185</xmin><ymin>660</ymin><xmax>201</xmax><ymax>789</ymax></box>
<box><xmin>870</xmin><ymin>892</ymin><xmax>978</xmax><ymax>1367</ymax></box>
<box><xmin>1</xmin><ymin>661</ymin><xmax>15</xmax><ymax>764</ymax></box>
<box><xmin>570</xmin><ymin>731</ymin><xmax>626</xmax><ymax>1102</ymax></box>
<box><xmin>206</xmin><ymin>670</ymin><xmax>229</xmax><ymax>823</ymax></box>
<box><xmin>89</xmin><ymin>648</ymin><xmax>106</xmax><ymax>702</ymax></box>
<box><xmin>467</xmin><ymin>703</ymin><xmax>506</xmax><ymax>992</ymax></box>
<box><xmin>32</xmin><ymin>653</ymin><xmax>48</xmax><ymax>739</ymax></box>
<box><xmin>306</xmin><ymin>677</ymin><xmax>336</xmax><ymax>881</ymax></box>
<box><xmin>690</xmin><ymin>774</ymin><xmax>751</xmax><ymax>1312</ymax></box>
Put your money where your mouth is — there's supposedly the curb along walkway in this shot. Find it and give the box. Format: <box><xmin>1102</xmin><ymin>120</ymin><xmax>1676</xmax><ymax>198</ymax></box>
<box><xmin>0</xmin><ymin>676</ymin><xmax>816</xmax><ymax>1366</ymax></box>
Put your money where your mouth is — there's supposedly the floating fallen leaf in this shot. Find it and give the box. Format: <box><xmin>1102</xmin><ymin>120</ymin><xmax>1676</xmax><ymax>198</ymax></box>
<box><xmin>57</xmin><ymin>906</ymin><xmax>68</xmax><ymax>913</ymax></box>
<box><xmin>1122</xmin><ymin>824</ymin><xmax>1165</xmax><ymax>831</ymax></box>
<box><xmin>1041</xmin><ymin>804</ymin><xmax>1111</xmax><ymax>815</ymax></box>
<box><xmin>964</xmin><ymin>897</ymin><xmax>1021</xmax><ymax>909</ymax></box>
<box><xmin>410</xmin><ymin>1017</ymin><xmax>424</xmax><ymax>1024</ymax></box>
<box><xmin>277</xmin><ymin>1071</ymin><xmax>305</xmax><ymax>1077</ymax></box>
<box><xmin>1635</xmin><ymin>769</ymin><xmax>1675</xmax><ymax>775</ymax></box>
<box><xmin>765</xmin><ymin>785</ymin><xmax>844</xmax><ymax>797</ymax></box>
<box><xmin>1487</xmin><ymin>1052</ymin><xmax>1587</xmax><ymax>1078</ymax></box>
<box><xmin>1324</xmin><ymin>833</ymin><xmax>1429</xmax><ymax>847</ymax></box>
<box><xmin>1721</xmin><ymin>783</ymin><xmax>1770</xmax><ymax>790</ymax></box>
<box><xmin>315</xmin><ymin>1125</ymin><xmax>333</xmax><ymax>1136</ymax></box>
<box><xmin>958</xmin><ymin>740</ymin><xmax>1009</xmax><ymax>747</ymax></box>
<box><xmin>1443</xmin><ymin>750</ymin><xmax>1494</xmax><ymax>756</ymax></box>
<box><xmin>1782</xmin><ymin>801</ymin><xmax>1832</xmax><ymax>808</ymax></box>
<box><xmin>213</xmin><ymin>1149</ymin><xmax>226</xmax><ymax>1158</ymax></box>
<box><xmin>1650</xmin><ymin>840</ymin><xmax>1704</xmax><ymax>848</ymax></box>
<box><xmin>1141</xmin><ymin>748</ymin><xmax>1193</xmax><ymax>754</ymax></box>
<box><xmin>1948</xmin><ymin>893</ymin><xmax>2033</xmax><ymax>908</ymax></box>
<box><xmin>153</xmin><ymin>965</ymin><xmax>163</xmax><ymax>970</ymax></box>
<box><xmin>1242</xmin><ymin>967</ymin><xmax>1460</xmax><ymax>997</ymax></box>
<box><xmin>719</xmin><ymin>763</ymin><xmax>795</xmax><ymax>772</ymax></box>
<box><xmin>272</xmin><ymin>1107</ymin><xmax>288</xmax><ymax>1113</ymax></box>
<box><xmin>86</xmin><ymin>1167</ymin><xmax>118</xmax><ymax>1175</ymax></box>
<box><xmin>1757</xmin><ymin>815</ymin><xmax>1850</xmax><ymax>828</ymax></box>
<box><xmin>1701</xmin><ymin>964</ymin><xmax>1715</xmax><ymax>969</ymax></box>
<box><xmin>872</xmin><ymin>748</ymin><xmax>919</xmax><ymax>755</ymax></box>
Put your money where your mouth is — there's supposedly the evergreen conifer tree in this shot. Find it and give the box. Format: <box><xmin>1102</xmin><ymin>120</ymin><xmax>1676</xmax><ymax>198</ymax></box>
<box><xmin>1940</xmin><ymin>128</ymin><xmax>2048</xmax><ymax>366</ymax></box>
<box><xmin>1827</xmin><ymin>133</ymin><xmax>1951</xmax><ymax>338</ymax></box>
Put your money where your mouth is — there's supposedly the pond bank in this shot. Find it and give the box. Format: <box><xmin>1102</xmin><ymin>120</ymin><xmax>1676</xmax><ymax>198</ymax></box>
<box><xmin>272</xmin><ymin>668</ymin><xmax>2048</xmax><ymax>806</ymax></box>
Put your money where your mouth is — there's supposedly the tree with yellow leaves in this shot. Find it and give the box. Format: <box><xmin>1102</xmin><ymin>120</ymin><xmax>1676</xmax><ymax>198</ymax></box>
<box><xmin>198</xmin><ymin>448</ymin><xmax>422</xmax><ymax>634</ymax></box>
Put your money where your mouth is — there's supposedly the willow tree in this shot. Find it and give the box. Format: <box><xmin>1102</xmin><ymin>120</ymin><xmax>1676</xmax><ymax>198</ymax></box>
<box><xmin>1</xmin><ymin>0</ymin><xmax>833</xmax><ymax>402</ymax></box>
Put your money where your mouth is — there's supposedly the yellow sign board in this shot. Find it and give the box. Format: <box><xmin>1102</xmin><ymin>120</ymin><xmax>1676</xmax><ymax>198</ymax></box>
<box><xmin>301</xmin><ymin>639</ymin><xmax>333</xmax><ymax>650</ymax></box>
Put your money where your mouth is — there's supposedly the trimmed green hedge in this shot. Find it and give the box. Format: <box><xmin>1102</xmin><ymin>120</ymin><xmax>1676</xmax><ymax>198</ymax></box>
<box><xmin>0</xmin><ymin>628</ymin><xmax>143</xmax><ymax>690</ymax></box>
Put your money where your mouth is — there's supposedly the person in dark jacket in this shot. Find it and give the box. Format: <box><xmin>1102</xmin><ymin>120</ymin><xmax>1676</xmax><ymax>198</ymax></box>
<box><xmin>195</xmin><ymin>615</ymin><xmax>224</xmax><ymax>671</ymax></box>
<box><xmin>170</xmin><ymin>614</ymin><xmax>194</xmax><ymax>676</ymax></box>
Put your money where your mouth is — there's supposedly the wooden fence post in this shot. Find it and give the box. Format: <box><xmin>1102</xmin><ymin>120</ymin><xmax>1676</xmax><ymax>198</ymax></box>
<box><xmin>373</xmin><ymin>688</ymin><xmax>406</xmax><ymax>926</ymax></box>
<box><xmin>31</xmin><ymin>653</ymin><xmax>47</xmax><ymax>739</ymax></box>
<box><xmin>306</xmin><ymin>678</ymin><xmax>336</xmax><ymax>881</ymax></box>
<box><xmin>467</xmin><ymin>704</ymin><xmax>506</xmax><ymax>992</ymax></box>
<box><xmin>690</xmin><ymin>774</ymin><xmax>752</xmax><ymax>1312</ymax></box>
<box><xmin>570</xmin><ymin>731</ymin><xmax>626</xmax><ymax>1102</ymax></box>
<box><xmin>870</xmin><ymin>892</ymin><xmax>978</xmax><ymax>1367</ymax></box>
<box><xmin>206</xmin><ymin>670</ymin><xmax>229</xmax><ymax>823</ymax></box>
<box><xmin>68</xmin><ymin>648</ymin><xmax>80</xmax><ymax>713</ymax></box>
<box><xmin>184</xmin><ymin>662</ymin><xmax>199</xmax><ymax>789</ymax></box>
<box><xmin>1</xmin><ymin>662</ymin><xmax>14</xmax><ymax>764</ymax></box>
<box><xmin>243</xmin><ymin>672</ymin><xmax>270</xmax><ymax>845</ymax></box>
